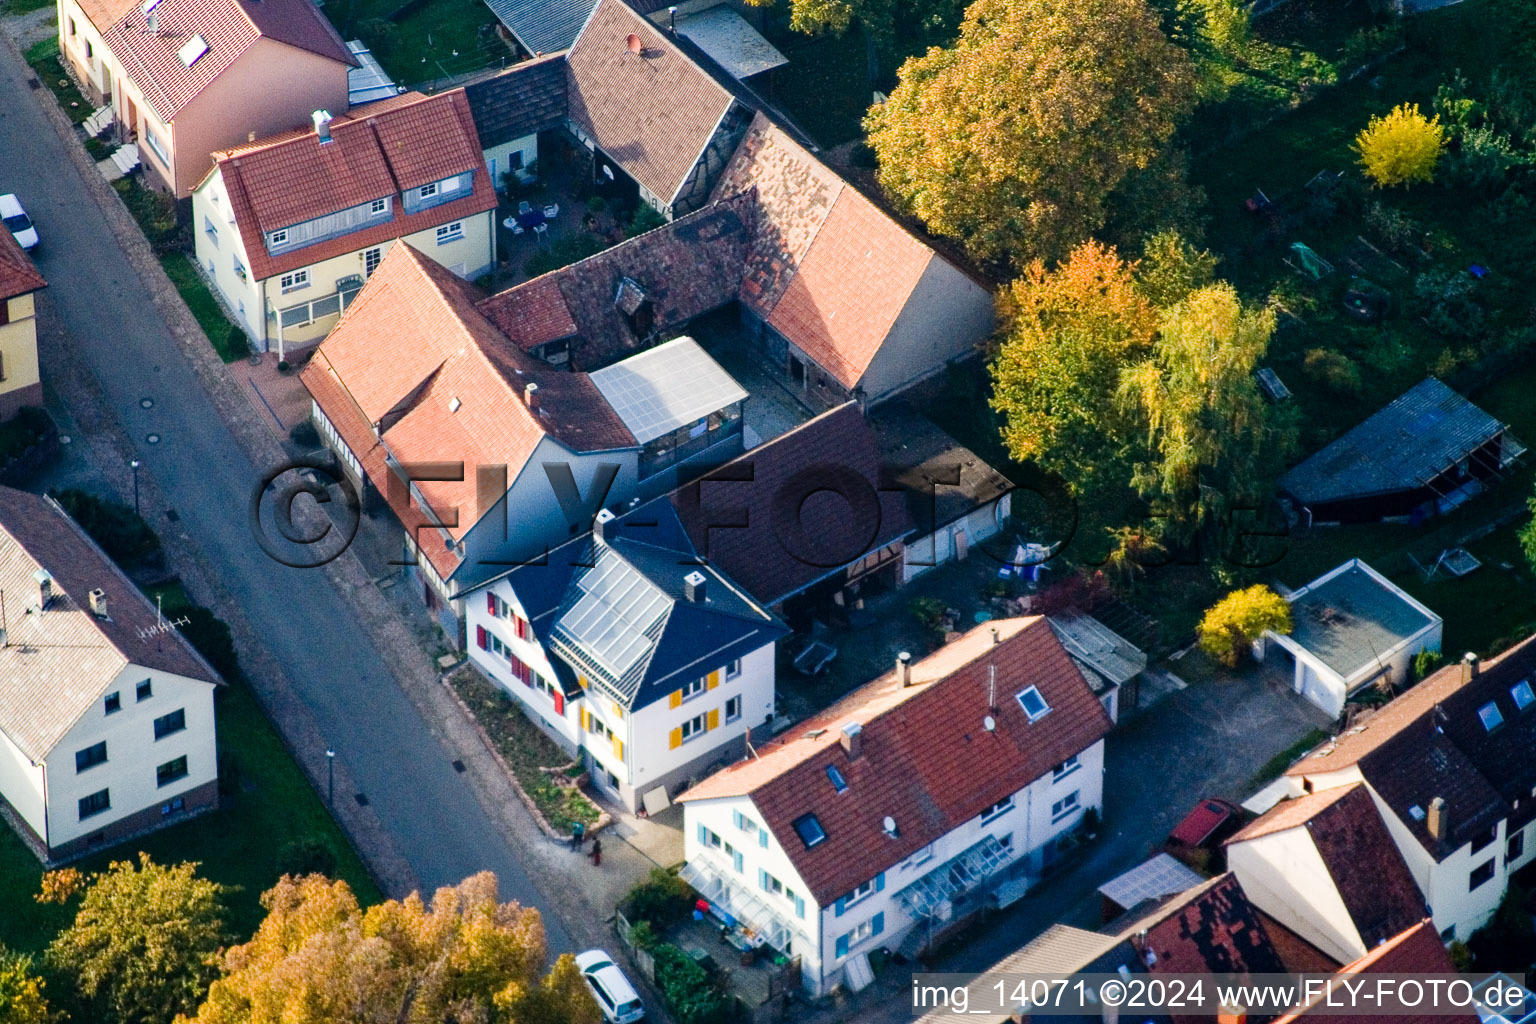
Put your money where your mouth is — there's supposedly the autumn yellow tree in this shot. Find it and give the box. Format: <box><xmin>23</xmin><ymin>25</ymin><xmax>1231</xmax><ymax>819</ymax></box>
<box><xmin>1356</xmin><ymin>104</ymin><xmax>1445</xmax><ymax>187</ymax></box>
<box><xmin>183</xmin><ymin>872</ymin><xmax>600</xmax><ymax>1024</ymax></box>
<box><xmin>0</xmin><ymin>945</ymin><xmax>52</xmax><ymax>1024</ymax></box>
<box><xmin>44</xmin><ymin>853</ymin><xmax>230</xmax><ymax>1024</ymax></box>
<box><xmin>1118</xmin><ymin>283</ymin><xmax>1283</xmax><ymax>540</ymax></box>
<box><xmin>865</xmin><ymin>0</ymin><xmax>1197</xmax><ymax>266</ymax></box>
<box><xmin>1198</xmin><ymin>585</ymin><xmax>1292</xmax><ymax>667</ymax></box>
<box><xmin>990</xmin><ymin>241</ymin><xmax>1158</xmax><ymax>495</ymax></box>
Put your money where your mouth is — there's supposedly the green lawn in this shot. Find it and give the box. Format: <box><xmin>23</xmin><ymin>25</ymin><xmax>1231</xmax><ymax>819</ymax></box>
<box><xmin>4</xmin><ymin>0</ymin><xmax>56</xmax><ymax>14</ymax></box>
<box><xmin>322</xmin><ymin>0</ymin><xmax>501</xmax><ymax>88</ymax></box>
<box><xmin>25</xmin><ymin>38</ymin><xmax>90</xmax><ymax>125</ymax></box>
<box><xmin>159</xmin><ymin>253</ymin><xmax>250</xmax><ymax>363</ymax></box>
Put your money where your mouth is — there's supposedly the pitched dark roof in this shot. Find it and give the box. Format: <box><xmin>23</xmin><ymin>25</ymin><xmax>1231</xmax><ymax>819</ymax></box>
<box><xmin>679</xmin><ymin>616</ymin><xmax>1113</xmax><ymax>904</ymax></box>
<box><xmin>654</xmin><ymin>403</ymin><xmax>914</xmax><ymax>607</ymax></box>
<box><xmin>483</xmin><ymin>0</ymin><xmax>590</xmax><ymax>56</ymax></box>
<box><xmin>0</xmin><ymin>489</ymin><xmax>219</xmax><ymax>762</ymax></box>
<box><xmin>463</xmin><ymin>54</ymin><xmax>569</xmax><ymax>151</ymax></box>
<box><xmin>1279</xmin><ymin>377</ymin><xmax>1509</xmax><ymax>506</ymax></box>
<box><xmin>1288</xmin><ymin>633</ymin><xmax>1536</xmax><ymax>860</ymax></box>
<box><xmin>476</xmin><ymin>194</ymin><xmax>752</xmax><ymax>369</ymax></box>
<box><xmin>1137</xmin><ymin>874</ymin><xmax>1288</xmax><ymax>1002</ymax></box>
<box><xmin>481</xmin><ymin>503</ymin><xmax>785</xmax><ymax>710</ymax></box>
<box><xmin>1274</xmin><ymin>920</ymin><xmax>1476</xmax><ymax>1024</ymax></box>
<box><xmin>869</xmin><ymin>401</ymin><xmax>1012</xmax><ymax>533</ymax></box>
<box><xmin>1230</xmin><ymin>784</ymin><xmax>1427</xmax><ymax>950</ymax></box>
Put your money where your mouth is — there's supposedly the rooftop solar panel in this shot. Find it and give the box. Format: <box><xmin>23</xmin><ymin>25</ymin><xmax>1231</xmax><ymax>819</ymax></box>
<box><xmin>589</xmin><ymin>337</ymin><xmax>747</xmax><ymax>445</ymax></box>
<box><xmin>555</xmin><ymin>547</ymin><xmax>669</xmax><ymax>682</ymax></box>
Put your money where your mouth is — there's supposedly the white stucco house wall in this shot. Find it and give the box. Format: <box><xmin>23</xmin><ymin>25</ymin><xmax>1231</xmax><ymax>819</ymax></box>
<box><xmin>679</xmin><ymin>617</ymin><xmax>1112</xmax><ymax>996</ymax></box>
<box><xmin>0</xmin><ymin>489</ymin><xmax>220</xmax><ymax>864</ymax></box>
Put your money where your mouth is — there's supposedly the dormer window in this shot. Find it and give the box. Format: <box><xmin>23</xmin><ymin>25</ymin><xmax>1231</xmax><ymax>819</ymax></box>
<box><xmin>1016</xmin><ymin>686</ymin><xmax>1051</xmax><ymax>722</ymax></box>
<box><xmin>1478</xmin><ymin>701</ymin><xmax>1504</xmax><ymax>732</ymax></box>
<box><xmin>270</xmin><ymin>228</ymin><xmax>288</xmax><ymax>247</ymax></box>
<box><xmin>418</xmin><ymin>182</ymin><xmax>438</xmax><ymax>199</ymax></box>
<box><xmin>370</xmin><ymin>198</ymin><xmax>389</xmax><ymax>216</ymax></box>
<box><xmin>1512</xmin><ymin>679</ymin><xmax>1534</xmax><ymax>712</ymax></box>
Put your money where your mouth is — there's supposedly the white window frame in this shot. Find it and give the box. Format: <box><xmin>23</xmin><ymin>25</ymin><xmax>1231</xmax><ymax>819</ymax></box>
<box><xmin>270</xmin><ymin>228</ymin><xmax>289</xmax><ymax>247</ymax></box>
<box><xmin>761</xmin><ymin>871</ymin><xmax>784</xmax><ymax>897</ymax></box>
<box><xmin>680</xmin><ymin>712</ymin><xmax>706</xmax><ymax>742</ymax></box>
<box><xmin>143</xmin><ymin>128</ymin><xmax>169</xmax><ymax>167</ymax></box>
<box><xmin>370</xmin><ymin>197</ymin><xmax>389</xmax><ymax>216</ymax></box>
<box><xmin>418</xmin><ymin>181</ymin><xmax>438</xmax><ymax>199</ymax></box>
<box><xmin>904</xmin><ymin>843</ymin><xmax>934</xmax><ymax>869</ymax></box>
<box><xmin>1052</xmin><ymin>755</ymin><xmax>1081</xmax><ymax>782</ymax></box>
<box><xmin>843</xmin><ymin>918</ymin><xmax>874</xmax><ymax>948</ymax></box>
<box><xmin>435</xmin><ymin>221</ymin><xmax>463</xmax><ymax>245</ymax></box>
<box><xmin>726</xmin><ymin>658</ymin><xmax>742</xmax><ymax>679</ymax></box>
<box><xmin>725</xmin><ymin>695</ymin><xmax>741</xmax><ymax>722</ymax></box>
<box><xmin>843</xmin><ymin>878</ymin><xmax>876</xmax><ymax>907</ymax></box>
<box><xmin>1051</xmin><ymin>790</ymin><xmax>1081</xmax><ymax>823</ymax></box>
<box><xmin>680</xmin><ymin>677</ymin><xmax>706</xmax><ymax>702</ymax></box>
<box><xmin>364</xmin><ymin>246</ymin><xmax>383</xmax><ymax>277</ymax></box>
<box><xmin>1016</xmin><ymin>686</ymin><xmax>1051</xmax><ymax>722</ymax></box>
<box><xmin>280</xmin><ymin>269</ymin><xmax>311</xmax><ymax>293</ymax></box>
<box><xmin>203</xmin><ymin>216</ymin><xmax>218</xmax><ymax>243</ymax></box>
<box><xmin>980</xmin><ymin>795</ymin><xmax>1014</xmax><ymax>823</ymax></box>
<box><xmin>703</xmin><ymin>827</ymin><xmax>722</xmax><ymax>849</ymax></box>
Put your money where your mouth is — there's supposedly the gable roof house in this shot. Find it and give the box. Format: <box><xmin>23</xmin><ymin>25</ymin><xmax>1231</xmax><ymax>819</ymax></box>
<box><xmin>1225</xmin><ymin>782</ymin><xmax>1430</xmax><ymax>965</ymax></box>
<box><xmin>1278</xmin><ymin>635</ymin><xmax>1536</xmax><ymax>941</ymax></box>
<box><xmin>460</xmin><ymin>501</ymin><xmax>786</xmax><ymax>811</ymax></box>
<box><xmin>1263</xmin><ymin>558</ymin><xmax>1443</xmax><ymax>719</ymax></box>
<box><xmin>300</xmin><ymin>241</ymin><xmax>750</xmax><ymax>638</ymax></box>
<box><xmin>0</xmin><ymin>228</ymin><xmax>47</xmax><ymax>421</ymax></box>
<box><xmin>58</xmin><ymin>0</ymin><xmax>357</xmax><ymax>197</ymax></box>
<box><xmin>565</xmin><ymin>0</ymin><xmax>753</xmax><ymax>218</ymax></box>
<box><xmin>678</xmin><ymin>616</ymin><xmax>1113</xmax><ymax>996</ymax></box>
<box><xmin>1279</xmin><ymin>377</ymin><xmax>1524</xmax><ymax>525</ymax></box>
<box><xmin>1272</xmin><ymin>920</ymin><xmax>1478</xmax><ymax>1024</ymax></box>
<box><xmin>0</xmin><ymin>488</ymin><xmax>221</xmax><ymax>864</ymax></box>
<box><xmin>193</xmin><ymin>89</ymin><xmax>499</xmax><ymax>352</ymax></box>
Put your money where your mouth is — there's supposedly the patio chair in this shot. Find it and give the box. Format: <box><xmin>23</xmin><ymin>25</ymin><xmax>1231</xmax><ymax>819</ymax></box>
<box><xmin>533</xmin><ymin>223</ymin><xmax>548</xmax><ymax>241</ymax></box>
<box><xmin>517</xmin><ymin>200</ymin><xmax>532</xmax><ymax>216</ymax></box>
<box><xmin>511</xmin><ymin>223</ymin><xmax>524</xmax><ymax>235</ymax></box>
<box><xmin>543</xmin><ymin>203</ymin><xmax>560</xmax><ymax>220</ymax></box>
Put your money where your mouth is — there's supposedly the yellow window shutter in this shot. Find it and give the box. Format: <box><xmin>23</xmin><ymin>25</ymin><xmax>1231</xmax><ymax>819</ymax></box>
<box><xmin>669</xmin><ymin>727</ymin><xmax>682</xmax><ymax>750</ymax></box>
<box><xmin>612</xmin><ymin>700</ymin><xmax>624</xmax><ymax>719</ymax></box>
<box><xmin>613</xmin><ymin>735</ymin><xmax>623</xmax><ymax>761</ymax></box>
<box><xmin>707</xmin><ymin>670</ymin><xmax>720</xmax><ymax>690</ymax></box>
<box><xmin>669</xmin><ymin>689</ymin><xmax>683</xmax><ymax>709</ymax></box>
<box><xmin>707</xmin><ymin>708</ymin><xmax>720</xmax><ymax>731</ymax></box>
<box><xmin>578</xmin><ymin>675</ymin><xmax>589</xmax><ymax>690</ymax></box>
<box><xmin>580</xmin><ymin>708</ymin><xmax>589</xmax><ymax>731</ymax></box>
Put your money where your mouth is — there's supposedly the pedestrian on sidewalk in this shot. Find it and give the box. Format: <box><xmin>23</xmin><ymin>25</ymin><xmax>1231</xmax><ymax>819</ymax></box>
<box><xmin>571</xmin><ymin>821</ymin><xmax>585</xmax><ymax>851</ymax></box>
<box><xmin>590</xmin><ymin>838</ymin><xmax>602</xmax><ymax>867</ymax></box>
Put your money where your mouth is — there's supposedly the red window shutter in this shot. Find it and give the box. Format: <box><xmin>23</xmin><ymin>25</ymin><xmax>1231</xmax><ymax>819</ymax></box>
<box><xmin>515</xmin><ymin>616</ymin><xmax>527</xmax><ymax>640</ymax></box>
<box><xmin>553</xmin><ymin>690</ymin><xmax>565</xmax><ymax>715</ymax></box>
<box><xmin>487</xmin><ymin>592</ymin><xmax>496</xmax><ymax>615</ymax></box>
<box><xmin>476</xmin><ymin>625</ymin><xmax>487</xmax><ymax>650</ymax></box>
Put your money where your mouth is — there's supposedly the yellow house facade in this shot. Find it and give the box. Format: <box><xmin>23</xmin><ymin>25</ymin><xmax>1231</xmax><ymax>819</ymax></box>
<box><xmin>0</xmin><ymin>232</ymin><xmax>46</xmax><ymax>421</ymax></box>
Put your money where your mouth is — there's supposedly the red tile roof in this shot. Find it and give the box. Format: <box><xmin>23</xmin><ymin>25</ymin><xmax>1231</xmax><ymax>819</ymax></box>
<box><xmin>301</xmin><ymin>242</ymin><xmax>635</xmax><ymax>580</ymax></box>
<box><xmin>1273</xmin><ymin>920</ymin><xmax>1476</xmax><ymax>1024</ymax></box>
<box><xmin>213</xmin><ymin>90</ymin><xmax>497</xmax><ymax>282</ymax></box>
<box><xmin>1230</xmin><ymin>784</ymin><xmax>1428</xmax><ymax>951</ymax></box>
<box><xmin>0</xmin><ymin>228</ymin><xmax>45</xmax><ymax>301</ymax></box>
<box><xmin>475</xmin><ymin>274</ymin><xmax>577</xmax><ymax>351</ymax></box>
<box><xmin>565</xmin><ymin>0</ymin><xmax>735</xmax><ymax>205</ymax></box>
<box><xmin>102</xmin><ymin>0</ymin><xmax>353</xmax><ymax>120</ymax></box>
<box><xmin>715</xmin><ymin>114</ymin><xmax>943</xmax><ymax>390</ymax></box>
<box><xmin>678</xmin><ymin>616</ymin><xmax>1112</xmax><ymax>905</ymax></box>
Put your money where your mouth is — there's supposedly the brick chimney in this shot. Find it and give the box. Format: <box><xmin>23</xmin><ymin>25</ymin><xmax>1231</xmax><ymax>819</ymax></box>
<box><xmin>89</xmin><ymin>588</ymin><xmax>109</xmax><ymax>620</ymax></box>
<box><xmin>524</xmin><ymin>381</ymin><xmax>540</xmax><ymax>412</ymax></box>
<box><xmin>33</xmin><ymin>569</ymin><xmax>53</xmax><ymax>609</ymax></box>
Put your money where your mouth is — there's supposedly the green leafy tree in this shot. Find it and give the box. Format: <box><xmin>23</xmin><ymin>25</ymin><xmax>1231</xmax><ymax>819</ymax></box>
<box><xmin>1356</xmin><ymin>103</ymin><xmax>1445</xmax><ymax>187</ymax></box>
<box><xmin>651</xmin><ymin>943</ymin><xmax>732</xmax><ymax>1024</ymax></box>
<box><xmin>1134</xmin><ymin>230</ymin><xmax>1218</xmax><ymax>308</ymax></box>
<box><xmin>185</xmin><ymin>872</ymin><xmax>596</xmax><ymax>1024</ymax></box>
<box><xmin>1118</xmin><ymin>283</ymin><xmax>1283</xmax><ymax>540</ymax></box>
<box><xmin>0</xmin><ymin>946</ymin><xmax>53</xmax><ymax>1024</ymax></box>
<box><xmin>1198</xmin><ymin>584</ymin><xmax>1292</xmax><ymax>667</ymax></box>
<box><xmin>990</xmin><ymin>240</ymin><xmax>1158</xmax><ymax>495</ymax></box>
<box><xmin>741</xmin><ymin>0</ymin><xmax>962</xmax><ymax>65</ymax></box>
<box><xmin>45</xmin><ymin>853</ymin><xmax>230</xmax><ymax>1024</ymax></box>
<box><xmin>865</xmin><ymin>0</ymin><xmax>1197</xmax><ymax>266</ymax></box>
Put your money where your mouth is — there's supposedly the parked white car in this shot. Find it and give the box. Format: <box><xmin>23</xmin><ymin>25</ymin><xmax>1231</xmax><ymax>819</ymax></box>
<box><xmin>575</xmin><ymin>949</ymin><xmax>645</xmax><ymax>1023</ymax></box>
<box><xmin>0</xmin><ymin>194</ymin><xmax>37</xmax><ymax>251</ymax></box>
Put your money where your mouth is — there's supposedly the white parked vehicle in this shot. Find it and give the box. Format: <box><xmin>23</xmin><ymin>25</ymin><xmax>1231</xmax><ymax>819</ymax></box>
<box><xmin>576</xmin><ymin>949</ymin><xmax>645</xmax><ymax>1023</ymax></box>
<box><xmin>0</xmin><ymin>194</ymin><xmax>38</xmax><ymax>251</ymax></box>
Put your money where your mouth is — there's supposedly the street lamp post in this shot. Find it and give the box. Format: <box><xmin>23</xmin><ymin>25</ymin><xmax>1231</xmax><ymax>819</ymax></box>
<box><xmin>130</xmin><ymin>460</ymin><xmax>140</xmax><ymax>516</ymax></box>
<box><xmin>326</xmin><ymin>749</ymin><xmax>335</xmax><ymax>806</ymax></box>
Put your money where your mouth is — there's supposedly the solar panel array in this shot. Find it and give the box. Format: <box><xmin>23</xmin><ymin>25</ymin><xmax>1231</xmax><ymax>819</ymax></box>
<box><xmin>554</xmin><ymin>547</ymin><xmax>669</xmax><ymax>685</ymax></box>
<box><xmin>589</xmin><ymin>337</ymin><xmax>747</xmax><ymax>445</ymax></box>
<box><xmin>1096</xmin><ymin>853</ymin><xmax>1204</xmax><ymax>909</ymax></box>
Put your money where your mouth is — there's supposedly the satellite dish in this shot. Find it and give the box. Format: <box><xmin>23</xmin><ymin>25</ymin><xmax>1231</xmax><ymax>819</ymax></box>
<box><xmin>626</xmin><ymin>33</ymin><xmax>643</xmax><ymax>54</ymax></box>
<box><xmin>882</xmin><ymin>816</ymin><xmax>898</xmax><ymax>837</ymax></box>
<box><xmin>983</xmin><ymin>715</ymin><xmax>996</xmax><ymax>732</ymax></box>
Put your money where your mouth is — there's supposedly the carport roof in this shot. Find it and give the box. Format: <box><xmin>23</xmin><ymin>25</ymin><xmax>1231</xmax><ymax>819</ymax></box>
<box><xmin>1281</xmin><ymin>561</ymin><xmax>1438</xmax><ymax>681</ymax></box>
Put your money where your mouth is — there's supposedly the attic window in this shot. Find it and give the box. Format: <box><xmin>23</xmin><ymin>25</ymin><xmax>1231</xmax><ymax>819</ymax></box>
<box><xmin>826</xmin><ymin>765</ymin><xmax>847</xmax><ymax>794</ymax></box>
<box><xmin>792</xmin><ymin>813</ymin><xmax>826</xmax><ymax>849</ymax></box>
<box><xmin>1478</xmin><ymin>701</ymin><xmax>1504</xmax><ymax>732</ymax></box>
<box><xmin>448</xmin><ymin>396</ymin><xmax>462</xmax><ymax>413</ymax></box>
<box><xmin>1016</xmin><ymin>686</ymin><xmax>1051</xmax><ymax>722</ymax></box>
<box><xmin>178</xmin><ymin>33</ymin><xmax>208</xmax><ymax>67</ymax></box>
<box><xmin>1512</xmin><ymin>679</ymin><xmax>1535</xmax><ymax>712</ymax></box>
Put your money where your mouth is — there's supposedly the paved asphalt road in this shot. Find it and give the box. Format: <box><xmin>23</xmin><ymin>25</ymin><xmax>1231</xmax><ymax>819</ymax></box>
<box><xmin>0</xmin><ymin>42</ymin><xmax>575</xmax><ymax>953</ymax></box>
